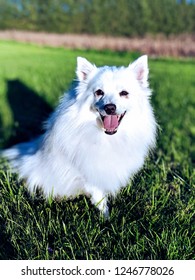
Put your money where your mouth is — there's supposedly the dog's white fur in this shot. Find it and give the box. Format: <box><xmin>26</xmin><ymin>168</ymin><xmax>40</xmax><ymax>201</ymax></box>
<box><xmin>2</xmin><ymin>56</ymin><xmax>156</xmax><ymax>216</ymax></box>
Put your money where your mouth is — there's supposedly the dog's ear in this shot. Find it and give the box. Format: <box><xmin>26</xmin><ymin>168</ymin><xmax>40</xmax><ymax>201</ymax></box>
<box><xmin>76</xmin><ymin>57</ymin><xmax>96</xmax><ymax>81</ymax></box>
<box><xmin>129</xmin><ymin>55</ymin><xmax>149</xmax><ymax>88</ymax></box>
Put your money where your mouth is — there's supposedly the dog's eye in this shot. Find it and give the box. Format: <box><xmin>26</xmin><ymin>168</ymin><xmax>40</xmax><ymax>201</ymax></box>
<box><xmin>119</xmin><ymin>90</ymin><xmax>129</xmax><ymax>97</ymax></box>
<box><xmin>95</xmin><ymin>89</ymin><xmax>104</xmax><ymax>97</ymax></box>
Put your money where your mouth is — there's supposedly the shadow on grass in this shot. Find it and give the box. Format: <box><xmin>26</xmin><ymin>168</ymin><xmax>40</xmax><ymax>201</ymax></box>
<box><xmin>0</xmin><ymin>80</ymin><xmax>52</xmax><ymax>258</ymax></box>
<box><xmin>5</xmin><ymin>79</ymin><xmax>53</xmax><ymax>147</ymax></box>
<box><xmin>0</xmin><ymin>218</ymin><xmax>16</xmax><ymax>260</ymax></box>
<box><xmin>0</xmin><ymin>115</ymin><xmax>3</xmax><ymax>147</ymax></box>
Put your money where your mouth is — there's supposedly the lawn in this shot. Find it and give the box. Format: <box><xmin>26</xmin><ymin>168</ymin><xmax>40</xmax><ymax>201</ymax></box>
<box><xmin>0</xmin><ymin>41</ymin><xmax>194</xmax><ymax>260</ymax></box>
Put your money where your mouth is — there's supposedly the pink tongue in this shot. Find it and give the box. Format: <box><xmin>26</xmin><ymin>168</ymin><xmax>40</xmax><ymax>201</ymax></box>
<box><xmin>103</xmin><ymin>115</ymin><xmax>119</xmax><ymax>131</ymax></box>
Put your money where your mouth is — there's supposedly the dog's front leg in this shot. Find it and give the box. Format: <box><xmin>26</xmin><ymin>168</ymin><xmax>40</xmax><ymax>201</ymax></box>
<box><xmin>85</xmin><ymin>185</ymin><xmax>109</xmax><ymax>218</ymax></box>
<box><xmin>93</xmin><ymin>195</ymin><xmax>109</xmax><ymax>219</ymax></box>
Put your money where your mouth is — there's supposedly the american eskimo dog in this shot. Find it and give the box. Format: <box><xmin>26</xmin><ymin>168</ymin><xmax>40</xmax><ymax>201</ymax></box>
<box><xmin>2</xmin><ymin>55</ymin><xmax>156</xmax><ymax>216</ymax></box>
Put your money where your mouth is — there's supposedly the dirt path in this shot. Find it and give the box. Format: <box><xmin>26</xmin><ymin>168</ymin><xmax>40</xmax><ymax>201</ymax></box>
<box><xmin>0</xmin><ymin>30</ymin><xmax>195</xmax><ymax>57</ymax></box>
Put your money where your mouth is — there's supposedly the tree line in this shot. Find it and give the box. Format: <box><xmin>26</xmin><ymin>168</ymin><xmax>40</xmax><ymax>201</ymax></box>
<box><xmin>0</xmin><ymin>0</ymin><xmax>194</xmax><ymax>36</ymax></box>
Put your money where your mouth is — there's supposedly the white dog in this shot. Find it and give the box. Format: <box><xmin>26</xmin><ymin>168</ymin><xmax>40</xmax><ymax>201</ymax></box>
<box><xmin>2</xmin><ymin>55</ymin><xmax>156</xmax><ymax>216</ymax></box>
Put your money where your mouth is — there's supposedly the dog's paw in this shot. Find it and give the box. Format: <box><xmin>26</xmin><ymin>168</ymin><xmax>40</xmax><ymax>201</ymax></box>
<box><xmin>88</xmin><ymin>186</ymin><xmax>109</xmax><ymax>218</ymax></box>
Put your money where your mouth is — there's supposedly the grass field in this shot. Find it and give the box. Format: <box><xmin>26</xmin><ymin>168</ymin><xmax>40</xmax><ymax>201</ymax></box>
<box><xmin>0</xmin><ymin>41</ymin><xmax>194</xmax><ymax>260</ymax></box>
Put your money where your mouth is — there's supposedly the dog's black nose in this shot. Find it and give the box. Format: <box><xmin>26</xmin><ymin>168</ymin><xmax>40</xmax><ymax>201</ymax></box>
<box><xmin>104</xmin><ymin>104</ymin><xmax>116</xmax><ymax>115</ymax></box>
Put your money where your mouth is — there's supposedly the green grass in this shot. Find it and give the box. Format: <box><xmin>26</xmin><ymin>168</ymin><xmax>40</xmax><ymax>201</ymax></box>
<box><xmin>0</xmin><ymin>41</ymin><xmax>194</xmax><ymax>260</ymax></box>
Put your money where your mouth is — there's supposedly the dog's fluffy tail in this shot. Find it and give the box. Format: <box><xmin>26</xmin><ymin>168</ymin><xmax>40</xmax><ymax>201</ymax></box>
<box><xmin>1</xmin><ymin>137</ymin><xmax>41</xmax><ymax>173</ymax></box>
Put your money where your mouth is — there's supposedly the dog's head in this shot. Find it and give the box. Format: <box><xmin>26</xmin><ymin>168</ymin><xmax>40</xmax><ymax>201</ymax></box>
<box><xmin>76</xmin><ymin>56</ymin><xmax>150</xmax><ymax>135</ymax></box>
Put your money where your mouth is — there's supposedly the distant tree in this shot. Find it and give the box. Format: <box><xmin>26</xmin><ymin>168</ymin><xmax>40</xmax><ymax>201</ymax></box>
<box><xmin>0</xmin><ymin>0</ymin><xmax>194</xmax><ymax>36</ymax></box>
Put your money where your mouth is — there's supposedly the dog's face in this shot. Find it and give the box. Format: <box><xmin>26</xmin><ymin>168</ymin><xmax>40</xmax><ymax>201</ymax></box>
<box><xmin>76</xmin><ymin>56</ymin><xmax>150</xmax><ymax>135</ymax></box>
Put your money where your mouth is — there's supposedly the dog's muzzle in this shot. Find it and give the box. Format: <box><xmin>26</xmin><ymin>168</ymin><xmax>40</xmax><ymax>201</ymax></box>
<box><xmin>99</xmin><ymin>104</ymin><xmax>126</xmax><ymax>135</ymax></box>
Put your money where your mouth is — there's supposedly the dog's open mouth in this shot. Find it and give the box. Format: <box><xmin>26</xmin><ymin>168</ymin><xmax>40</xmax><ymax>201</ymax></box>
<box><xmin>100</xmin><ymin>112</ymin><xmax>126</xmax><ymax>135</ymax></box>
